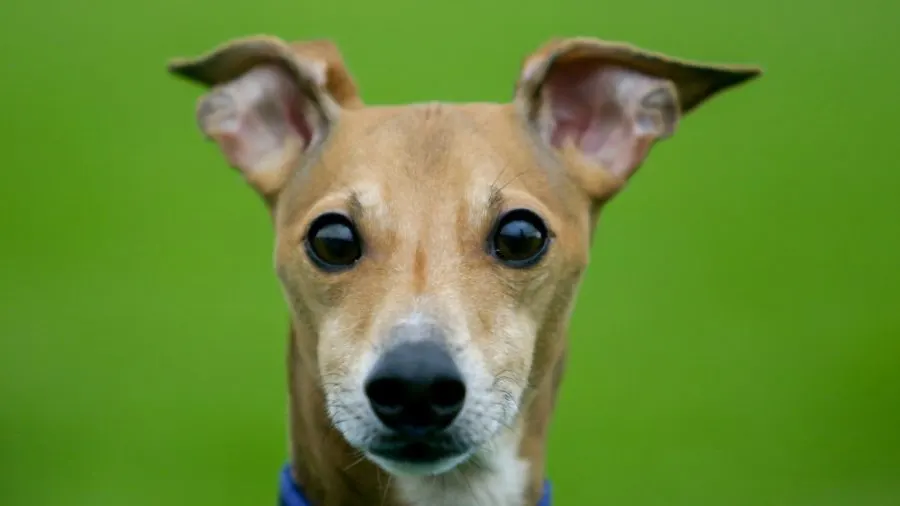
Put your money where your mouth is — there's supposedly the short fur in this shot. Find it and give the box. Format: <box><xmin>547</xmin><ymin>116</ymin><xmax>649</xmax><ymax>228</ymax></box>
<box><xmin>168</xmin><ymin>35</ymin><xmax>761</xmax><ymax>506</ymax></box>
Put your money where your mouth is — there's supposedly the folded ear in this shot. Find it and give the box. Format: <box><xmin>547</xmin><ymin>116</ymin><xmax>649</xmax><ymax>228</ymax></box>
<box><xmin>516</xmin><ymin>37</ymin><xmax>761</xmax><ymax>197</ymax></box>
<box><xmin>167</xmin><ymin>36</ymin><xmax>362</xmax><ymax>199</ymax></box>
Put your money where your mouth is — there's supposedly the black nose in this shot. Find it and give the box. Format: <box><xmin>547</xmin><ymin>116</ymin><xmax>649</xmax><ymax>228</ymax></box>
<box><xmin>364</xmin><ymin>339</ymin><xmax>466</xmax><ymax>435</ymax></box>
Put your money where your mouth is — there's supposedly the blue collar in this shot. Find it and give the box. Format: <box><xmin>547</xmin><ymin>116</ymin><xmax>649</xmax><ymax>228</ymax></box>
<box><xmin>279</xmin><ymin>463</ymin><xmax>552</xmax><ymax>505</ymax></box>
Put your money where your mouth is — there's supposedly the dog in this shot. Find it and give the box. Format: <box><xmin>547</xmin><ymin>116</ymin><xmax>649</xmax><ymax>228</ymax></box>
<box><xmin>167</xmin><ymin>35</ymin><xmax>760</xmax><ymax>506</ymax></box>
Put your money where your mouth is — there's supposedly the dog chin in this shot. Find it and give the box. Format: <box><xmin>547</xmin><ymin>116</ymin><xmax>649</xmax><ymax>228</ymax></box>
<box><xmin>367</xmin><ymin>450</ymin><xmax>474</xmax><ymax>477</ymax></box>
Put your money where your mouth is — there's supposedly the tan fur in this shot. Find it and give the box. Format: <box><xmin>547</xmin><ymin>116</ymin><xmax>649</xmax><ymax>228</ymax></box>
<box><xmin>168</xmin><ymin>36</ymin><xmax>761</xmax><ymax>506</ymax></box>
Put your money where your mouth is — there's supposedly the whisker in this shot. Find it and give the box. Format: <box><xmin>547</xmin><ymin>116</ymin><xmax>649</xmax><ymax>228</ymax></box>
<box><xmin>489</xmin><ymin>163</ymin><xmax>511</xmax><ymax>193</ymax></box>
<box><xmin>497</xmin><ymin>169</ymin><xmax>528</xmax><ymax>192</ymax></box>
<box><xmin>457</xmin><ymin>467</ymin><xmax>485</xmax><ymax>506</ymax></box>
<box><xmin>380</xmin><ymin>474</ymin><xmax>393</xmax><ymax>506</ymax></box>
<box><xmin>342</xmin><ymin>452</ymin><xmax>368</xmax><ymax>472</ymax></box>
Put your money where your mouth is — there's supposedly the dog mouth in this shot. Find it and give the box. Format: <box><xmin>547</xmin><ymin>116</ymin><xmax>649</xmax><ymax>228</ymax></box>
<box><xmin>370</xmin><ymin>440</ymin><xmax>460</xmax><ymax>463</ymax></box>
<box><xmin>366</xmin><ymin>436</ymin><xmax>474</xmax><ymax>475</ymax></box>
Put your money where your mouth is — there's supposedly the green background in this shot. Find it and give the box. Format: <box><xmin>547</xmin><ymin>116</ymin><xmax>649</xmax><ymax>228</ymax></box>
<box><xmin>2</xmin><ymin>0</ymin><xmax>898</xmax><ymax>505</ymax></box>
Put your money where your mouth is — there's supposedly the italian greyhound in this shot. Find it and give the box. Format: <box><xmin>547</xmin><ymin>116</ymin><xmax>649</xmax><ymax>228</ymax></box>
<box><xmin>167</xmin><ymin>35</ymin><xmax>761</xmax><ymax>506</ymax></box>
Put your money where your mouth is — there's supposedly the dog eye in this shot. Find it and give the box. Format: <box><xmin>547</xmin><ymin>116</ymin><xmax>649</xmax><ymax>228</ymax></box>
<box><xmin>304</xmin><ymin>213</ymin><xmax>363</xmax><ymax>271</ymax></box>
<box><xmin>488</xmin><ymin>209</ymin><xmax>550</xmax><ymax>268</ymax></box>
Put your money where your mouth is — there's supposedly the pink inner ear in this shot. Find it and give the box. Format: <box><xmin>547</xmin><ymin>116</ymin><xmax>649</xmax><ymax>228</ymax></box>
<box><xmin>539</xmin><ymin>59</ymin><xmax>675</xmax><ymax>178</ymax></box>
<box><xmin>283</xmin><ymin>93</ymin><xmax>314</xmax><ymax>149</ymax></box>
<box><xmin>198</xmin><ymin>65</ymin><xmax>321</xmax><ymax>177</ymax></box>
<box><xmin>544</xmin><ymin>60</ymin><xmax>624</xmax><ymax>153</ymax></box>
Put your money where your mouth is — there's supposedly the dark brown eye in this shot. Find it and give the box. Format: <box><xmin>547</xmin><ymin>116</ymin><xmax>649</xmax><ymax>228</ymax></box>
<box><xmin>305</xmin><ymin>213</ymin><xmax>363</xmax><ymax>271</ymax></box>
<box><xmin>488</xmin><ymin>209</ymin><xmax>550</xmax><ymax>268</ymax></box>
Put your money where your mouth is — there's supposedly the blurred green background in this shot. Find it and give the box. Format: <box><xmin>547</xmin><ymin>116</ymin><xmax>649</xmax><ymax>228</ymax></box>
<box><xmin>2</xmin><ymin>0</ymin><xmax>898</xmax><ymax>505</ymax></box>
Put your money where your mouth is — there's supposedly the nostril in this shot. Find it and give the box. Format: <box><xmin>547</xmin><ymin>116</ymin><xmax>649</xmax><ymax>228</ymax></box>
<box><xmin>428</xmin><ymin>378</ymin><xmax>466</xmax><ymax>415</ymax></box>
<box><xmin>365</xmin><ymin>378</ymin><xmax>406</xmax><ymax>416</ymax></box>
<box><xmin>364</xmin><ymin>338</ymin><xmax>466</xmax><ymax>433</ymax></box>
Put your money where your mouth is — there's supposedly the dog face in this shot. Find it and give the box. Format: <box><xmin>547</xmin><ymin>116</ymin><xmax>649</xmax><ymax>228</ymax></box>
<box><xmin>271</xmin><ymin>102</ymin><xmax>596</xmax><ymax>475</ymax></box>
<box><xmin>169</xmin><ymin>36</ymin><xmax>759</xmax><ymax>476</ymax></box>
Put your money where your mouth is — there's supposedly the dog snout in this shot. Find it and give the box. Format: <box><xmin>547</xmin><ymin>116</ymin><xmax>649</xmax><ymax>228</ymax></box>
<box><xmin>364</xmin><ymin>337</ymin><xmax>466</xmax><ymax>436</ymax></box>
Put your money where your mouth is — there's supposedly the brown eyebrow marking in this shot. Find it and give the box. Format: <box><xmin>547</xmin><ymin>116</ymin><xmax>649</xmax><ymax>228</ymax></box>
<box><xmin>346</xmin><ymin>190</ymin><xmax>364</xmax><ymax>221</ymax></box>
<box><xmin>487</xmin><ymin>184</ymin><xmax>504</xmax><ymax>215</ymax></box>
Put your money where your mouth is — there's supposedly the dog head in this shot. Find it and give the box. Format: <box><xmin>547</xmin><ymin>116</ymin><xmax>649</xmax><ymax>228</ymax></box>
<box><xmin>169</xmin><ymin>36</ymin><xmax>759</xmax><ymax>477</ymax></box>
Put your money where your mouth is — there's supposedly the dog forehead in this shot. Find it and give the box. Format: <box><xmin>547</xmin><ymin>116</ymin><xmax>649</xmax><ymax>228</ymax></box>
<box><xmin>277</xmin><ymin>102</ymin><xmax>583</xmax><ymax>231</ymax></box>
<box><xmin>334</xmin><ymin>103</ymin><xmax>518</xmax><ymax>178</ymax></box>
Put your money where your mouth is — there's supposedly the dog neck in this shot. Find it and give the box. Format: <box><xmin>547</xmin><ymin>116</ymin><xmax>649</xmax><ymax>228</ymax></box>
<box><xmin>285</xmin><ymin>323</ymin><xmax>567</xmax><ymax>506</ymax></box>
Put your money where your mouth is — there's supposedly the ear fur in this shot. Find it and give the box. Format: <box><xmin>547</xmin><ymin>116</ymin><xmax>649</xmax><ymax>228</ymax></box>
<box><xmin>167</xmin><ymin>36</ymin><xmax>362</xmax><ymax>198</ymax></box>
<box><xmin>516</xmin><ymin>37</ymin><xmax>762</xmax><ymax>197</ymax></box>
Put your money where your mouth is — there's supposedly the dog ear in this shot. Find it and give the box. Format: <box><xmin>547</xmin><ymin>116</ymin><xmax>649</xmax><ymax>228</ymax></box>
<box><xmin>515</xmin><ymin>37</ymin><xmax>761</xmax><ymax>197</ymax></box>
<box><xmin>168</xmin><ymin>36</ymin><xmax>362</xmax><ymax>199</ymax></box>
